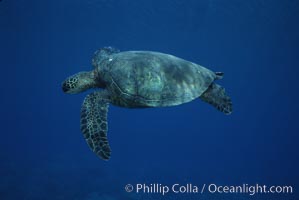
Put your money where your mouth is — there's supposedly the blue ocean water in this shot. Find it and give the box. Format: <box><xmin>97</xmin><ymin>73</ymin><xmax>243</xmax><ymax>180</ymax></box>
<box><xmin>0</xmin><ymin>0</ymin><xmax>298</xmax><ymax>199</ymax></box>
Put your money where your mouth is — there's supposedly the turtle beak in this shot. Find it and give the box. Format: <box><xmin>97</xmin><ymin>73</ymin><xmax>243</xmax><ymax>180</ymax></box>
<box><xmin>62</xmin><ymin>82</ymin><xmax>70</xmax><ymax>93</ymax></box>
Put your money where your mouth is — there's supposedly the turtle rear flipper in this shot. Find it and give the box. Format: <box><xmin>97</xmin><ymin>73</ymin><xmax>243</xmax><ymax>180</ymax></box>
<box><xmin>200</xmin><ymin>83</ymin><xmax>232</xmax><ymax>115</ymax></box>
<box><xmin>81</xmin><ymin>91</ymin><xmax>111</xmax><ymax>160</ymax></box>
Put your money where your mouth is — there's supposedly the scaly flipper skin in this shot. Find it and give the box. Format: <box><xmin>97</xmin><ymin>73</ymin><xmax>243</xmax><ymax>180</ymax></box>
<box><xmin>200</xmin><ymin>83</ymin><xmax>233</xmax><ymax>115</ymax></box>
<box><xmin>80</xmin><ymin>91</ymin><xmax>111</xmax><ymax>160</ymax></box>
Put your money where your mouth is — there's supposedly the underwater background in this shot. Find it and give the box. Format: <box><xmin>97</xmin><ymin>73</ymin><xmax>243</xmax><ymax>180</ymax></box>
<box><xmin>0</xmin><ymin>0</ymin><xmax>298</xmax><ymax>199</ymax></box>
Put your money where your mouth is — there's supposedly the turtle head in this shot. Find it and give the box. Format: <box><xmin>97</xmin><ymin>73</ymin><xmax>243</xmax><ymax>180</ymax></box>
<box><xmin>62</xmin><ymin>71</ymin><xmax>99</xmax><ymax>94</ymax></box>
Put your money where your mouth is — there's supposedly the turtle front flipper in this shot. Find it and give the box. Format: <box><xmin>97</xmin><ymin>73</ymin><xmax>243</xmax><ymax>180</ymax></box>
<box><xmin>81</xmin><ymin>91</ymin><xmax>111</xmax><ymax>160</ymax></box>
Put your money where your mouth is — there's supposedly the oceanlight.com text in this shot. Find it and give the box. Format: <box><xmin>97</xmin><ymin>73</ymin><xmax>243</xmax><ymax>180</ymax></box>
<box><xmin>207</xmin><ymin>183</ymin><xmax>293</xmax><ymax>196</ymax></box>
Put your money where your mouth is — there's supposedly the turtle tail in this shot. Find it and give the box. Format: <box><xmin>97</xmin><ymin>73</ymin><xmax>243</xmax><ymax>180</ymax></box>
<box><xmin>200</xmin><ymin>83</ymin><xmax>232</xmax><ymax>115</ymax></box>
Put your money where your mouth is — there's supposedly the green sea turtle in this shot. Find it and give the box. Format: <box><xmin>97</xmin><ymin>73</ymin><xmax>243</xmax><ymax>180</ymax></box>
<box><xmin>62</xmin><ymin>47</ymin><xmax>232</xmax><ymax>160</ymax></box>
